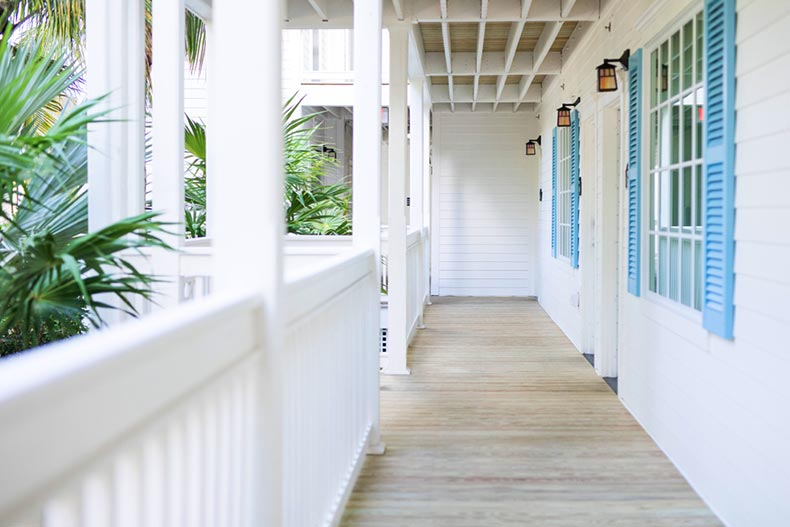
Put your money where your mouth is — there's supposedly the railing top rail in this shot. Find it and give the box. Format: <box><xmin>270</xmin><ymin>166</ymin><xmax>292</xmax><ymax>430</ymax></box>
<box><xmin>0</xmin><ymin>293</ymin><xmax>261</xmax><ymax>516</ymax></box>
<box><xmin>284</xmin><ymin>247</ymin><xmax>376</xmax><ymax>326</ymax></box>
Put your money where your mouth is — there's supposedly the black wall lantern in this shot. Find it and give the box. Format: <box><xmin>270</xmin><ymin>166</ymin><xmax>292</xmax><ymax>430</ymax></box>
<box><xmin>556</xmin><ymin>97</ymin><xmax>581</xmax><ymax>127</ymax></box>
<box><xmin>525</xmin><ymin>135</ymin><xmax>541</xmax><ymax>155</ymax></box>
<box><xmin>595</xmin><ymin>49</ymin><xmax>630</xmax><ymax>92</ymax></box>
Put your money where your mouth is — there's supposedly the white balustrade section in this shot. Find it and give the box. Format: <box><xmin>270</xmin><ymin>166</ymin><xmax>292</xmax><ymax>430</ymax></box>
<box><xmin>282</xmin><ymin>248</ymin><xmax>380</xmax><ymax>525</ymax></box>
<box><xmin>406</xmin><ymin>228</ymin><xmax>427</xmax><ymax>341</ymax></box>
<box><xmin>0</xmin><ymin>249</ymin><xmax>380</xmax><ymax>527</ymax></box>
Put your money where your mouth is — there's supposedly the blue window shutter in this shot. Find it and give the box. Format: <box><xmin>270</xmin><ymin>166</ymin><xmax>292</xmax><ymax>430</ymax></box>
<box><xmin>703</xmin><ymin>0</ymin><xmax>736</xmax><ymax>339</ymax></box>
<box><xmin>551</xmin><ymin>127</ymin><xmax>558</xmax><ymax>258</ymax></box>
<box><xmin>570</xmin><ymin>110</ymin><xmax>580</xmax><ymax>269</ymax></box>
<box><xmin>627</xmin><ymin>49</ymin><xmax>643</xmax><ymax>296</ymax></box>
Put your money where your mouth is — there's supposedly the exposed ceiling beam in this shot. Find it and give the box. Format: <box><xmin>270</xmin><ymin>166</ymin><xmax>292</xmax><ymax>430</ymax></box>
<box><xmin>473</xmin><ymin>0</ymin><xmax>488</xmax><ymax>111</ymax></box>
<box><xmin>494</xmin><ymin>20</ymin><xmax>526</xmax><ymax>111</ymax></box>
<box><xmin>410</xmin><ymin>0</ymin><xmax>599</xmax><ymax>22</ymax></box>
<box><xmin>514</xmin><ymin>21</ymin><xmax>562</xmax><ymax>111</ymax></box>
<box><xmin>424</xmin><ymin>51</ymin><xmax>562</xmax><ymax>76</ymax></box>
<box><xmin>322</xmin><ymin>105</ymin><xmax>342</xmax><ymax>119</ymax></box>
<box><xmin>521</xmin><ymin>0</ymin><xmax>533</xmax><ymax>17</ymax></box>
<box><xmin>433</xmin><ymin>102</ymin><xmax>537</xmax><ymax>113</ymax></box>
<box><xmin>392</xmin><ymin>0</ymin><xmax>404</xmax><ymax>20</ymax></box>
<box><xmin>431</xmin><ymin>84</ymin><xmax>541</xmax><ymax>104</ymax></box>
<box><xmin>440</xmin><ymin>0</ymin><xmax>453</xmax><ymax>110</ymax></box>
<box><xmin>307</xmin><ymin>0</ymin><xmax>328</xmax><ymax>21</ymax></box>
<box><xmin>410</xmin><ymin>24</ymin><xmax>434</xmax><ymax>106</ymax></box>
<box><xmin>561</xmin><ymin>0</ymin><xmax>579</xmax><ymax>18</ymax></box>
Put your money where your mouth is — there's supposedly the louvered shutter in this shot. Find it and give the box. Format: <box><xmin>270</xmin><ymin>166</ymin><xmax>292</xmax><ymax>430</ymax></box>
<box><xmin>627</xmin><ymin>49</ymin><xmax>643</xmax><ymax>296</ymax></box>
<box><xmin>551</xmin><ymin>128</ymin><xmax>558</xmax><ymax>258</ymax></box>
<box><xmin>570</xmin><ymin>110</ymin><xmax>580</xmax><ymax>269</ymax></box>
<box><xmin>702</xmin><ymin>0</ymin><xmax>736</xmax><ymax>339</ymax></box>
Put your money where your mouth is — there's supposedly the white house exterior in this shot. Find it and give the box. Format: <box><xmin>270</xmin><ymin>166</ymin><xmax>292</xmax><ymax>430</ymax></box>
<box><xmin>0</xmin><ymin>0</ymin><xmax>788</xmax><ymax>526</ymax></box>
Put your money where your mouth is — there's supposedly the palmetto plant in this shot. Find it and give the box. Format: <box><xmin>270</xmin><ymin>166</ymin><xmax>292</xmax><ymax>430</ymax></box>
<box><xmin>182</xmin><ymin>95</ymin><xmax>351</xmax><ymax>238</ymax></box>
<box><xmin>283</xmin><ymin>94</ymin><xmax>351</xmax><ymax>235</ymax></box>
<box><xmin>0</xmin><ymin>32</ymin><xmax>169</xmax><ymax>356</ymax></box>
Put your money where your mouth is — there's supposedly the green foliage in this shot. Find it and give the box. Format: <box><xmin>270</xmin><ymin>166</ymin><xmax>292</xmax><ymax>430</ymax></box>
<box><xmin>283</xmin><ymin>94</ymin><xmax>351</xmax><ymax>235</ymax></box>
<box><xmin>0</xmin><ymin>31</ymin><xmax>170</xmax><ymax>356</ymax></box>
<box><xmin>184</xmin><ymin>115</ymin><xmax>206</xmax><ymax>238</ymax></box>
<box><xmin>182</xmin><ymin>94</ymin><xmax>351</xmax><ymax>238</ymax></box>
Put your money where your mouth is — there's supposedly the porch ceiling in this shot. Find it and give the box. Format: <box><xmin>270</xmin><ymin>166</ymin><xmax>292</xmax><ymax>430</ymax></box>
<box><xmin>283</xmin><ymin>0</ymin><xmax>596</xmax><ymax>113</ymax></box>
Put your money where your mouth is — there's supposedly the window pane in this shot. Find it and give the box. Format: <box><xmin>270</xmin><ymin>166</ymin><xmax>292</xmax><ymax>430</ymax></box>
<box><xmin>695</xmin><ymin>164</ymin><xmax>702</xmax><ymax>230</ymax></box>
<box><xmin>659</xmin><ymin>236</ymin><xmax>669</xmax><ymax>296</ymax></box>
<box><xmin>651</xmin><ymin>49</ymin><xmax>659</xmax><ymax>107</ymax></box>
<box><xmin>659</xmin><ymin>171</ymin><xmax>670</xmax><ymax>231</ymax></box>
<box><xmin>670</xmin><ymin>237</ymin><xmax>679</xmax><ymax>302</ymax></box>
<box><xmin>649</xmin><ymin>234</ymin><xmax>658</xmax><ymax>293</ymax></box>
<box><xmin>681</xmin><ymin>239</ymin><xmax>692</xmax><ymax>306</ymax></box>
<box><xmin>682</xmin><ymin>166</ymin><xmax>693</xmax><ymax>231</ymax></box>
<box><xmin>671</xmin><ymin>104</ymin><xmax>680</xmax><ymax>165</ymax></box>
<box><xmin>650</xmin><ymin>111</ymin><xmax>659</xmax><ymax>169</ymax></box>
<box><xmin>660</xmin><ymin>40</ymin><xmax>669</xmax><ymax>103</ymax></box>
<box><xmin>682</xmin><ymin>103</ymin><xmax>693</xmax><ymax>162</ymax></box>
<box><xmin>696</xmin><ymin>14</ymin><xmax>704</xmax><ymax>84</ymax></box>
<box><xmin>670</xmin><ymin>30</ymin><xmax>681</xmax><ymax>97</ymax></box>
<box><xmin>682</xmin><ymin>20</ymin><xmax>694</xmax><ymax>91</ymax></box>
<box><xmin>650</xmin><ymin>172</ymin><xmax>658</xmax><ymax>230</ymax></box>
<box><xmin>670</xmin><ymin>169</ymin><xmax>679</xmax><ymax>231</ymax></box>
<box><xmin>695</xmin><ymin>87</ymin><xmax>704</xmax><ymax>159</ymax></box>
<box><xmin>694</xmin><ymin>239</ymin><xmax>703</xmax><ymax>309</ymax></box>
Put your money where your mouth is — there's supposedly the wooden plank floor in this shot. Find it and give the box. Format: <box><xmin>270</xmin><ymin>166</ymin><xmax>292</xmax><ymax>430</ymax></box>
<box><xmin>341</xmin><ymin>297</ymin><xmax>722</xmax><ymax>526</ymax></box>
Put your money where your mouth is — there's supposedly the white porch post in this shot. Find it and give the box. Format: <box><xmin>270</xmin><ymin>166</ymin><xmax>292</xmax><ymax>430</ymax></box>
<box><xmin>423</xmin><ymin>84</ymin><xmax>432</xmax><ymax>305</ymax></box>
<box><xmin>352</xmin><ymin>0</ymin><xmax>386</xmax><ymax>453</ymax></box>
<box><xmin>409</xmin><ymin>78</ymin><xmax>425</xmax><ymax>229</ymax></box>
<box><xmin>408</xmin><ymin>76</ymin><xmax>426</xmax><ymax>327</ymax></box>
<box><xmin>211</xmin><ymin>0</ymin><xmax>283</xmax><ymax>524</ymax></box>
<box><xmin>151</xmin><ymin>0</ymin><xmax>185</xmax><ymax>307</ymax></box>
<box><xmin>386</xmin><ymin>25</ymin><xmax>411</xmax><ymax>376</ymax></box>
<box><xmin>86</xmin><ymin>0</ymin><xmax>146</xmax><ymax>231</ymax></box>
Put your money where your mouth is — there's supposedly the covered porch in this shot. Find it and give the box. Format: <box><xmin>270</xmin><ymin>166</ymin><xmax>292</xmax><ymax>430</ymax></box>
<box><xmin>0</xmin><ymin>0</ymin><xmax>785</xmax><ymax>525</ymax></box>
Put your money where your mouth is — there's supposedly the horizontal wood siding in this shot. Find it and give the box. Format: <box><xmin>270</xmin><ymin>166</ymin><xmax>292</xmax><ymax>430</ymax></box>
<box><xmin>434</xmin><ymin>112</ymin><xmax>536</xmax><ymax>296</ymax></box>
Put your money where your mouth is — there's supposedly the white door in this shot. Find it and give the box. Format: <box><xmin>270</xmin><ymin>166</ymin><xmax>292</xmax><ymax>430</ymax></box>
<box><xmin>431</xmin><ymin>112</ymin><xmax>536</xmax><ymax>296</ymax></box>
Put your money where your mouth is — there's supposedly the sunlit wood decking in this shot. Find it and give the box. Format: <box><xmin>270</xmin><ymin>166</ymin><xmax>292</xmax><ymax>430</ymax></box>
<box><xmin>342</xmin><ymin>297</ymin><xmax>722</xmax><ymax>526</ymax></box>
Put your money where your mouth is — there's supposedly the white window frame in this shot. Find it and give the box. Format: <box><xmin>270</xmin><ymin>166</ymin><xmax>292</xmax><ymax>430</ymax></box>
<box><xmin>644</xmin><ymin>7</ymin><xmax>705</xmax><ymax>315</ymax></box>
<box><xmin>556</xmin><ymin>126</ymin><xmax>572</xmax><ymax>260</ymax></box>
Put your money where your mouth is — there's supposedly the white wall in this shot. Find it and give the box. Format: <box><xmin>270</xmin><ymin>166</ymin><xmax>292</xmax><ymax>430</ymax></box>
<box><xmin>432</xmin><ymin>112</ymin><xmax>538</xmax><ymax>296</ymax></box>
<box><xmin>535</xmin><ymin>0</ymin><xmax>790</xmax><ymax>525</ymax></box>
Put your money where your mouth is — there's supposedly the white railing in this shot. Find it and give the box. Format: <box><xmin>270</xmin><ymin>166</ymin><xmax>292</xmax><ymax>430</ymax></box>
<box><xmin>282</xmin><ymin>248</ymin><xmax>379</xmax><ymax>525</ymax></box>
<box><xmin>406</xmin><ymin>228</ymin><xmax>425</xmax><ymax>342</ymax></box>
<box><xmin>0</xmin><ymin>249</ymin><xmax>380</xmax><ymax>527</ymax></box>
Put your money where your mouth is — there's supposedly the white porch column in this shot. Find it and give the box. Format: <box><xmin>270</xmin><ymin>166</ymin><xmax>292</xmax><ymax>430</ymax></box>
<box><xmin>423</xmin><ymin>84</ymin><xmax>432</xmax><ymax>305</ymax></box>
<box><xmin>211</xmin><ymin>0</ymin><xmax>283</xmax><ymax>525</ymax></box>
<box><xmin>408</xmin><ymin>76</ymin><xmax>427</xmax><ymax>327</ymax></box>
<box><xmin>86</xmin><ymin>0</ymin><xmax>146</xmax><ymax>228</ymax></box>
<box><xmin>408</xmin><ymin>78</ymin><xmax>425</xmax><ymax>229</ymax></box>
<box><xmin>151</xmin><ymin>0</ymin><xmax>185</xmax><ymax>307</ymax></box>
<box><xmin>85</xmin><ymin>0</ymin><xmax>146</xmax><ymax>324</ymax></box>
<box><xmin>353</xmin><ymin>0</ymin><xmax>386</xmax><ymax>453</ymax></box>
<box><xmin>386</xmin><ymin>25</ymin><xmax>411</xmax><ymax>376</ymax></box>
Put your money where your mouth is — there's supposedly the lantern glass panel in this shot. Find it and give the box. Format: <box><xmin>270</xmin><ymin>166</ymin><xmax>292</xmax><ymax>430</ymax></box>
<box><xmin>597</xmin><ymin>64</ymin><xmax>618</xmax><ymax>92</ymax></box>
<box><xmin>557</xmin><ymin>108</ymin><xmax>571</xmax><ymax>127</ymax></box>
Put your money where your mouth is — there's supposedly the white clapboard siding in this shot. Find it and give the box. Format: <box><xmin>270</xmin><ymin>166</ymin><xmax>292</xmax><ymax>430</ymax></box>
<box><xmin>533</xmin><ymin>0</ymin><xmax>790</xmax><ymax>525</ymax></box>
<box><xmin>432</xmin><ymin>112</ymin><xmax>536</xmax><ymax>296</ymax></box>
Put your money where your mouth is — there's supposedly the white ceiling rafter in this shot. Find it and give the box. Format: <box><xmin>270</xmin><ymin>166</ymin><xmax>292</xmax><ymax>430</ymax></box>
<box><xmin>493</xmin><ymin>20</ymin><xmax>526</xmax><ymax>111</ymax></box>
<box><xmin>514</xmin><ymin>21</ymin><xmax>561</xmax><ymax>111</ymax></box>
<box><xmin>472</xmin><ymin>0</ymin><xmax>488</xmax><ymax>111</ymax></box>
<box><xmin>392</xmin><ymin>0</ymin><xmax>404</xmax><ymax>20</ymax></box>
<box><xmin>561</xmin><ymin>0</ymin><xmax>579</xmax><ymax>18</ymax></box>
<box><xmin>306</xmin><ymin>0</ymin><xmax>328</xmax><ymax>21</ymax></box>
<box><xmin>440</xmin><ymin>0</ymin><xmax>454</xmax><ymax>111</ymax></box>
<box><xmin>431</xmin><ymin>84</ymin><xmax>541</xmax><ymax>104</ymax></box>
<box><xmin>424</xmin><ymin>51</ymin><xmax>561</xmax><ymax>76</ymax></box>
